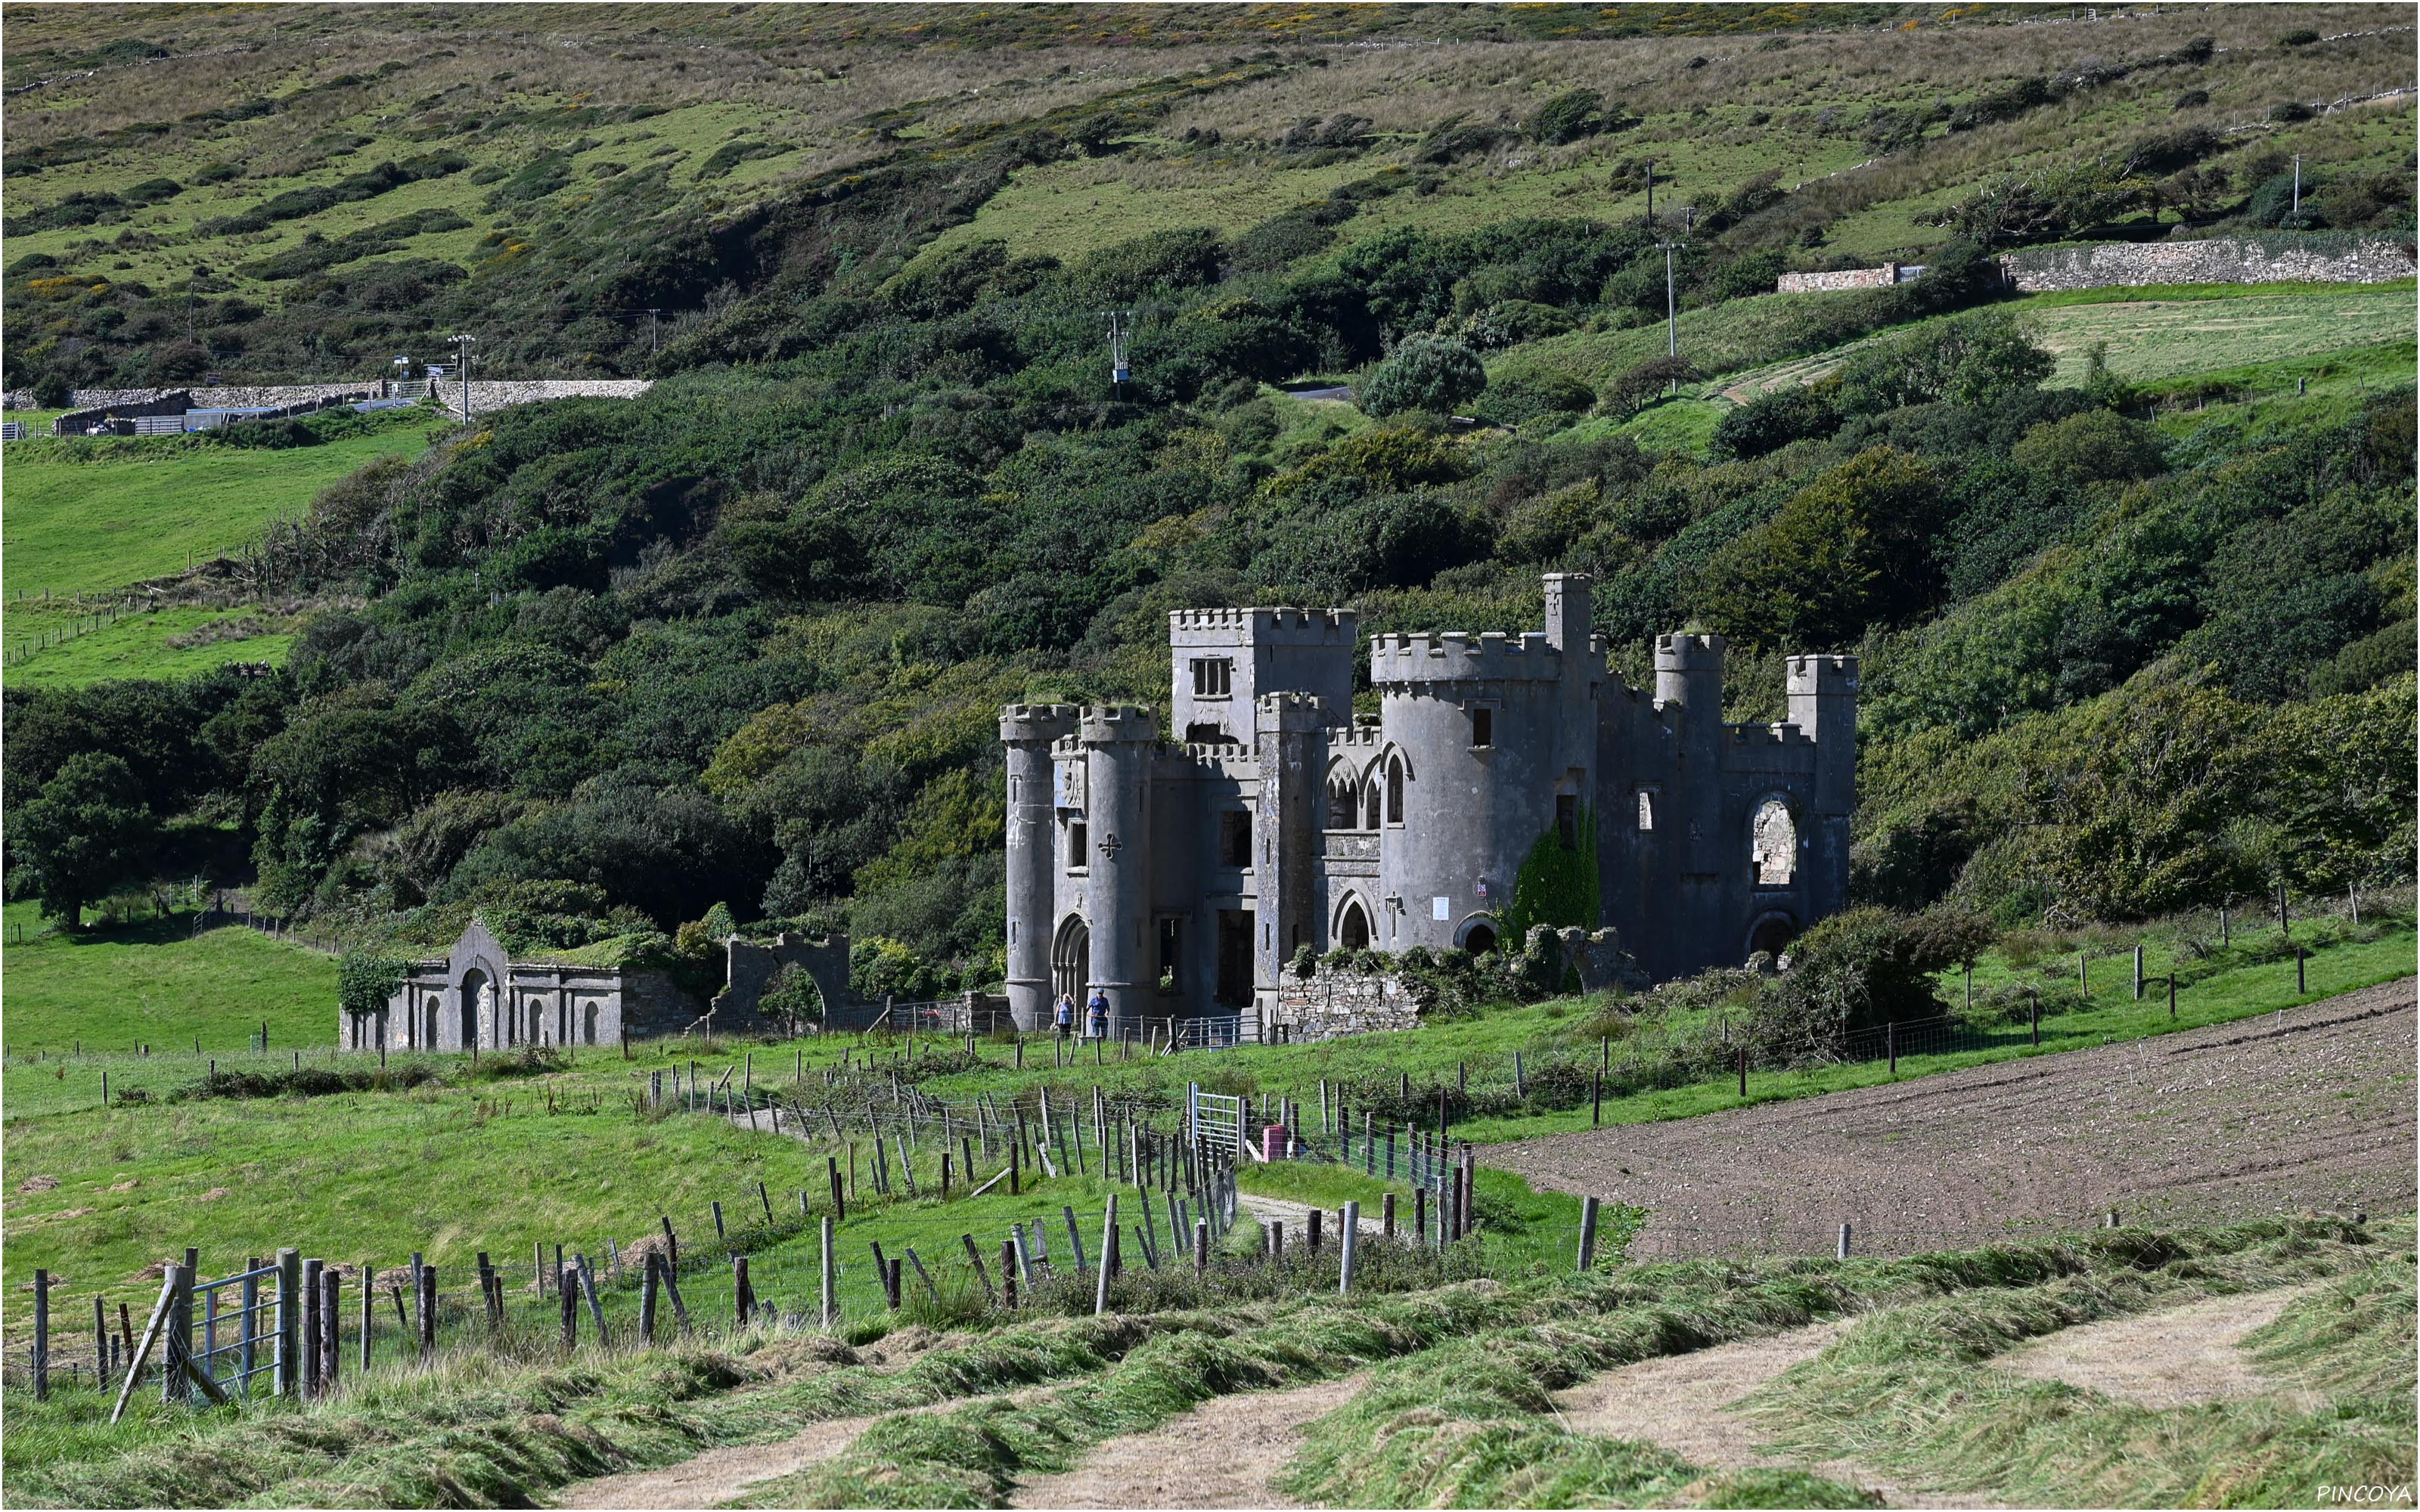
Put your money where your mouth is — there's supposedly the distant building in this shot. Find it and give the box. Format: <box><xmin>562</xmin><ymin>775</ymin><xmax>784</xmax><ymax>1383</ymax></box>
<box><xmin>1001</xmin><ymin>573</ymin><xmax>1857</xmax><ymax>1036</ymax></box>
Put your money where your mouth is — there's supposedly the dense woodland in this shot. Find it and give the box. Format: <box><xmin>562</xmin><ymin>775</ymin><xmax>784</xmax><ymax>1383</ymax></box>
<box><xmin>3</xmin><ymin>5</ymin><xmax>2412</xmax><ymax>1004</ymax></box>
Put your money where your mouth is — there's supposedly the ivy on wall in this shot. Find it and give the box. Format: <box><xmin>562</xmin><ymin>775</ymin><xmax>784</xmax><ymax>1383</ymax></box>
<box><xmin>1501</xmin><ymin>803</ymin><xmax>1599</xmax><ymax>943</ymax></box>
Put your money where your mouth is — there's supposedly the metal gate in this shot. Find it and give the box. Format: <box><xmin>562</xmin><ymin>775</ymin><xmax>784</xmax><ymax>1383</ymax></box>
<box><xmin>1187</xmin><ymin>1083</ymin><xmax>1246</xmax><ymax>1164</ymax></box>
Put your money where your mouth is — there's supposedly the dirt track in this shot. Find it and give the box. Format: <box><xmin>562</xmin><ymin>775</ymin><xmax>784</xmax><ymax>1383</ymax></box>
<box><xmin>1491</xmin><ymin>979</ymin><xmax>2417</xmax><ymax>1256</ymax></box>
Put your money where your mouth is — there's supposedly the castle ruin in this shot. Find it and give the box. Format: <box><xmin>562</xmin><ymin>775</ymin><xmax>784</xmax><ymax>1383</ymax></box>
<box><xmin>1000</xmin><ymin>573</ymin><xmax>1857</xmax><ymax>1036</ymax></box>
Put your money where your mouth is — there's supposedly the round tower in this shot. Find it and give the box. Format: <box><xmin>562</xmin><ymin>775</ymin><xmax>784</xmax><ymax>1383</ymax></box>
<box><xmin>1000</xmin><ymin>704</ymin><xmax>1080</xmax><ymax>1031</ymax></box>
<box><xmin>1078</xmin><ymin>704</ymin><xmax>1158</xmax><ymax>1038</ymax></box>
<box><xmin>1370</xmin><ymin>628</ymin><xmax>1577</xmax><ymax>956</ymax></box>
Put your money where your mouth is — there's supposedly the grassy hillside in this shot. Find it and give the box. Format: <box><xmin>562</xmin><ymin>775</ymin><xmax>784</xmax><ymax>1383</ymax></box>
<box><xmin>0</xmin><ymin>900</ymin><xmax>334</xmax><ymax>1054</ymax></box>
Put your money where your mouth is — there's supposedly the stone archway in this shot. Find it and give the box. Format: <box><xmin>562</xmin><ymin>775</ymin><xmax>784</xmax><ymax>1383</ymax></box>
<box><xmin>1336</xmin><ymin>897</ymin><xmax>1371</xmax><ymax>951</ymax></box>
<box><xmin>458</xmin><ymin>968</ymin><xmax>487</xmax><ymax>1049</ymax></box>
<box><xmin>1457</xmin><ymin>918</ymin><xmax>1500</xmax><ymax>958</ymax></box>
<box><xmin>1053</xmin><ymin>916</ymin><xmax>1091</xmax><ymax>1004</ymax></box>
<box><xmin>1751</xmin><ymin>796</ymin><xmax>1798</xmax><ymax>887</ymax></box>
<box><xmin>1746</xmin><ymin>911</ymin><xmax>1798</xmax><ymax>962</ymax></box>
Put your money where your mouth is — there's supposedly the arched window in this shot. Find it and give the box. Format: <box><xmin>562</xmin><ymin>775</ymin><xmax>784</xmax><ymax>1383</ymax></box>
<box><xmin>1751</xmin><ymin>798</ymin><xmax>1797</xmax><ymax>886</ymax></box>
<box><xmin>1364</xmin><ymin>780</ymin><xmax>1382</xmax><ymax>830</ymax></box>
<box><xmin>1339</xmin><ymin>900</ymin><xmax>1371</xmax><ymax>950</ymax></box>
<box><xmin>1386</xmin><ymin>758</ymin><xmax>1404</xmax><ymax>823</ymax></box>
<box><xmin>1326</xmin><ymin>773</ymin><xmax>1358</xmax><ymax>830</ymax></box>
<box><xmin>583</xmin><ymin>1002</ymin><xmax>600</xmax><ymax>1046</ymax></box>
<box><xmin>423</xmin><ymin>995</ymin><xmax>439</xmax><ymax>1049</ymax></box>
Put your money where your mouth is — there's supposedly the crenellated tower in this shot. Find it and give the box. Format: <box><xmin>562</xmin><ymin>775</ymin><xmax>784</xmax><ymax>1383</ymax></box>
<box><xmin>999</xmin><ymin>704</ymin><xmax>1080</xmax><ymax>1030</ymax></box>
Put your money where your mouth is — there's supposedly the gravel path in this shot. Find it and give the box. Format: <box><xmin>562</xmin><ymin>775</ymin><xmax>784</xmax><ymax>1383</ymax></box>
<box><xmin>1009</xmin><ymin>1374</ymin><xmax>1367</xmax><ymax>1509</ymax></box>
<box><xmin>1490</xmin><ymin>979</ymin><xmax>2415</xmax><ymax>1256</ymax></box>
<box><xmin>551</xmin><ymin>1412</ymin><xmax>891</xmax><ymax>1510</ymax></box>
<box><xmin>1998</xmin><ymin>1283</ymin><xmax>2322</xmax><ymax>1409</ymax></box>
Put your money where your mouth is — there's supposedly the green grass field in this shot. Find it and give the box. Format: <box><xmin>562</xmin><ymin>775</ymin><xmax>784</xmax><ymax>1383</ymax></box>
<box><xmin>1</xmin><ymin>901</ymin><xmax>335</xmax><ymax>1058</ymax></box>
<box><xmin>2</xmin><ymin>605</ymin><xmax>297</xmax><ymax>688</ymax></box>
<box><xmin>0</xmin><ymin>424</ymin><xmax>432</xmax><ymax>603</ymax></box>
<box><xmin>1702</xmin><ymin>282</ymin><xmax>2417</xmax><ymax>401</ymax></box>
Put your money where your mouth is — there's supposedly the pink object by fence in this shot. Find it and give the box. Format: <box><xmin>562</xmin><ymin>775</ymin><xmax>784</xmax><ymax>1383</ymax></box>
<box><xmin>1263</xmin><ymin>1125</ymin><xmax>1289</xmax><ymax>1163</ymax></box>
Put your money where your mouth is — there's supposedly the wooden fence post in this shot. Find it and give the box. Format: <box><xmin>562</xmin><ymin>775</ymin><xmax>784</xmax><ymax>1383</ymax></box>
<box><xmin>417</xmin><ymin>1266</ymin><xmax>436</xmax><ymax>1360</ymax></box>
<box><xmin>2133</xmin><ymin>945</ymin><xmax>2143</xmax><ymax>1000</ymax></box>
<box><xmin>297</xmin><ymin>1259</ymin><xmax>320</xmax><ymax>1399</ymax></box>
<box><xmin>32</xmin><ymin>1269</ymin><xmax>49</xmax><ymax>1401</ymax></box>
<box><xmin>960</xmin><ymin>1234</ymin><xmax>997</xmax><ymax>1301</ymax></box>
<box><xmin>275</xmin><ymin>1250</ymin><xmax>301</xmax><ymax>1397</ymax></box>
<box><xmin>1382</xmin><ymin>1191</ymin><xmax>1397</xmax><ymax>1240</ymax></box>
<box><xmin>1339</xmin><ymin>1203</ymin><xmax>1360</xmax><ymax>1294</ymax></box>
<box><xmin>580</xmin><ymin>1259</ymin><xmax>611</xmax><ymax>1346</ymax></box>
<box><xmin>318</xmin><ymin>1266</ymin><xmax>340</xmax><ymax>1394</ymax></box>
<box><xmin>1193</xmin><ymin>1218</ymin><xmax>1209</xmax><ymax>1275</ymax></box>
<box><xmin>109</xmin><ymin>1274</ymin><xmax>177</xmax><ymax>1424</ymax></box>
<box><xmin>1094</xmin><ymin>1194</ymin><xmax>1119</xmax><ymax>1315</ymax></box>
<box><xmin>1001</xmin><ymin>1241</ymin><xmax>1019</xmax><ymax>1310</ymax></box>
<box><xmin>360</xmin><ymin>1262</ymin><xmax>374</xmax><ymax>1374</ymax></box>
<box><xmin>734</xmin><ymin>1256</ymin><xmax>753</xmax><ymax>1326</ymax></box>
<box><xmin>640</xmin><ymin>1254</ymin><xmax>660</xmax><ymax>1342</ymax></box>
<box><xmin>560</xmin><ymin>1269</ymin><xmax>577</xmax><ymax>1350</ymax></box>
<box><xmin>1578</xmin><ymin>1197</ymin><xmax>1600</xmax><ymax>1272</ymax></box>
<box><xmin>95</xmin><ymin>1294</ymin><xmax>112</xmax><ymax>1391</ymax></box>
<box><xmin>1887</xmin><ymin>1022</ymin><xmax>1897</xmax><ymax>1075</ymax></box>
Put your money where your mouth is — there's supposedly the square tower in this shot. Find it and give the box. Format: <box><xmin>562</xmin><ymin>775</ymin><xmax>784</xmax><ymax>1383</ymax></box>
<box><xmin>1168</xmin><ymin>608</ymin><xmax>1356</xmax><ymax>743</ymax></box>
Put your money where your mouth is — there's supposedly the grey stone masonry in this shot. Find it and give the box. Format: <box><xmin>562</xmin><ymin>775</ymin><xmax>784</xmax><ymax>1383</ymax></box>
<box><xmin>1272</xmin><ymin>966</ymin><xmax>1421</xmax><ymax>1042</ymax></box>
<box><xmin>1999</xmin><ymin>235</ymin><xmax>2415</xmax><ymax>292</ymax></box>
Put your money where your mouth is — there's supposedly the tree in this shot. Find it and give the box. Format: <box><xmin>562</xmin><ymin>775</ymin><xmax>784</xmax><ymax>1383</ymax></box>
<box><xmin>758</xmin><ymin>962</ymin><xmax>827</xmax><ymax>1030</ymax></box>
<box><xmin>11</xmin><ymin>753</ymin><xmax>154</xmax><ymax>929</ymax></box>
<box><xmin>1358</xmin><ymin>336</ymin><xmax>1486</xmax><ymax>417</ymax></box>
<box><xmin>1602</xmin><ymin>355</ymin><xmax>1700</xmax><ymax>415</ymax></box>
<box><xmin>1699</xmin><ymin>447</ymin><xmax>1945</xmax><ymax>648</ymax></box>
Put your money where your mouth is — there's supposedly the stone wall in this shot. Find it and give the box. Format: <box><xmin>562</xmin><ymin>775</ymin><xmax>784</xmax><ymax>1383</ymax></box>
<box><xmin>436</xmin><ymin>379</ymin><xmax>652</xmax><ymax>415</ymax></box>
<box><xmin>1999</xmin><ymin>235</ymin><xmax>2415</xmax><ymax>292</ymax></box>
<box><xmin>1776</xmin><ymin>263</ymin><xmax>1903</xmax><ymax>293</ymax></box>
<box><xmin>713</xmin><ymin>932</ymin><xmax>857</xmax><ymax>1030</ymax></box>
<box><xmin>1270</xmin><ymin>966</ymin><xmax>1419</xmax><ymax>1042</ymax></box>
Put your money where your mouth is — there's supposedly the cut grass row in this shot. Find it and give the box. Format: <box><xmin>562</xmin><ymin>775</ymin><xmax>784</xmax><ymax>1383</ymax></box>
<box><xmin>4</xmin><ymin>1214</ymin><xmax>2392</xmax><ymax>1507</ymax></box>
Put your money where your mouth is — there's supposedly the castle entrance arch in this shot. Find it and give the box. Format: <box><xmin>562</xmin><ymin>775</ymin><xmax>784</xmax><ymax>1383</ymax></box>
<box><xmin>458</xmin><ymin>968</ymin><xmax>488</xmax><ymax>1049</ymax></box>
<box><xmin>1751</xmin><ymin>796</ymin><xmax>1798</xmax><ymax>887</ymax></box>
<box><xmin>1457</xmin><ymin>917</ymin><xmax>1500</xmax><ymax>958</ymax></box>
<box><xmin>1746</xmin><ymin>911</ymin><xmax>1798</xmax><ymax>962</ymax></box>
<box><xmin>1052</xmin><ymin>916</ymin><xmax>1090</xmax><ymax>1004</ymax></box>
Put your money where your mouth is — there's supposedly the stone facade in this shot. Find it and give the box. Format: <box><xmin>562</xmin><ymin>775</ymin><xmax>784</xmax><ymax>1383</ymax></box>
<box><xmin>1998</xmin><ymin>235</ymin><xmax>2416</xmax><ymax>292</ymax></box>
<box><xmin>1270</xmin><ymin>966</ymin><xmax>1420</xmax><ymax>1042</ymax></box>
<box><xmin>345</xmin><ymin>916</ymin><xmax>856</xmax><ymax>1049</ymax></box>
<box><xmin>1000</xmin><ymin>573</ymin><xmax>1857</xmax><ymax>1039</ymax></box>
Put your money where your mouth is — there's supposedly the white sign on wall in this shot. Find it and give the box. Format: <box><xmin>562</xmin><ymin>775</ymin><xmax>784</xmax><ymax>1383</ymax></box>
<box><xmin>1432</xmin><ymin>897</ymin><xmax>1450</xmax><ymax>921</ymax></box>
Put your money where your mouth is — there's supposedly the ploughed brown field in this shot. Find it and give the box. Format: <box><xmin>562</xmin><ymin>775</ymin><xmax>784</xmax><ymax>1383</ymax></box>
<box><xmin>1491</xmin><ymin>978</ymin><xmax>2419</xmax><ymax>1257</ymax></box>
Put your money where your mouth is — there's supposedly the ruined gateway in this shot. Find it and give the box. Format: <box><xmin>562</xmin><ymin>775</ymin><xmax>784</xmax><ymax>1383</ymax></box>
<box><xmin>1000</xmin><ymin>573</ymin><xmax>1857</xmax><ymax>1036</ymax></box>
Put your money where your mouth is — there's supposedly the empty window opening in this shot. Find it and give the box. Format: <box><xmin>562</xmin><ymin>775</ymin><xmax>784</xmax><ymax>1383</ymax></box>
<box><xmin>1190</xmin><ymin>657</ymin><xmax>1233</xmax><ymax>698</ymax></box>
<box><xmin>1470</xmin><ymin>707</ymin><xmax>1494</xmax><ymax>748</ymax></box>
<box><xmin>1218</xmin><ymin>810</ymin><xmax>1252</xmax><ymax>868</ymax></box>
<box><xmin>1364</xmin><ymin>781</ymin><xmax>1382</xmax><ymax>830</ymax></box>
<box><xmin>1556</xmin><ymin>794</ymin><xmax>1578</xmax><ymax>850</ymax></box>
<box><xmin>1338</xmin><ymin>900</ymin><xmax>1371</xmax><ymax>950</ymax></box>
<box><xmin>1637</xmin><ymin>790</ymin><xmax>1656</xmax><ymax>832</ymax></box>
<box><xmin>1326</xmin><ymin>774</ymin><xmax>1359</xmax><ymax>830</ymax></box>
<box><xmin>1157</xmin><ymin>919</ymin><xmax>1182</xmax><ymax>990</ymax></box>
<box><xmin>1386</xmin><ymin>759</ymin><xmax>1405</xmax><ymax>823</ymax></box>
<box><xmin>1068</xmin><ymin>820</ymin><xmax>1089</xmax><ymax>869</ymax></box>
<box><xmin>1463</xmin><ymin>922</ymin><xmax>1499</xmax><ymax>958</ymax></box>
<box><xmin>1185</xmin><ymin>721</ymin><xmax>1232</xmax><ymax>744</ymax></box>
<box><xmin>1751</xmin><ymin>798</ymin><xmax>1797</xmax><ymax>886</ymax></box>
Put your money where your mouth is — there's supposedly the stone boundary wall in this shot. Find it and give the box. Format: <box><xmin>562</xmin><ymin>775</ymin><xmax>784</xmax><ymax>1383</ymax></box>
<box><xmin>1776</xmin><ymin>263</ymin><xmax>1903</xmax><ymax>293</ymax></box>
<box><xmin>437</xmin><ymin>379</ymin><xmax>652</xmax><ymax>413</ymax></box>
<box><xmin>2000</xmin><ymin>236</ymin><xmax>2416</xmax><ymax>291</ymax></box>
<box><xmin>8</xmin><ymin>379</ymin><xmax>654</xmax><ymax>412</ymax></box>
<box><xmin>1271</xmin><ymin>967</ymin><xmax>1419</xmax><ymax>1042</ymax></box>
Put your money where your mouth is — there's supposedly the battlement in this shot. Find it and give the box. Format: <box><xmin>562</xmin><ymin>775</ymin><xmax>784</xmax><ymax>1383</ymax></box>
<box><xmin>1786</xmin><ymin>653</ymin><xmax>1862</xmax><ymax>692</ymax></box>
<box><xmin>1169</xmin><ymin>606</ymin><xmax>1358</xmax><ymax>643</ymax></box>
<box><xmin>1169</xmin><ymin>744</ymin><xmax>1261</xmax><ymax>776</ymax></box>
<box><xmin>1370</xmin><ymin>630</ymin><xmax>1565</xmax><ymax>684</ymax></box>
<box><xmin>1727</xmin><ymin>722</ymin><xmax>1813</xmax><ymax>748</ymax></box>
<box><xmin>1001</xmin><ymin>703</ymin><xmax>1082</xmax><ymax>742</ymax></box>
<box><xmin>1332</xmin><ymin>722</ymin><xmax>1384</xmax><ymax>748</ymax></box>
<box><xmin>1253</xmin><ymin>689</ymin><xmax>1336</xmax><ymax>733</ymax></box>
<box><xmin>1078</xmin><ymin>704</ymin><xmax>1160</xmax><ymax>743</ymax></box>
<box><xmin>1654</xmin><ymin>631</ymin><xmax>1726</xmax><ymax>671</ymax></box>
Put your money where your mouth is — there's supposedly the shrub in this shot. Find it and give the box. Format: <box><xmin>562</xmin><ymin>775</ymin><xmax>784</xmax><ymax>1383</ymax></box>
<box><xmin>1473</xmin><ymin>370</ymin><xmax>1594</xmax><ymax>427</ymax></box>
<box><xmin>1601</xmin><ymin>355</ymin><xmax>1699</xmax><ymax>415</ymax></box>
<box><xmin>1529</xmin><ymin>89</ymin><xmax>1612</xmax><ymax>145</ymax></box>
<box><xmin>2011</xmin><ymin>408</ymin><xmax>2167</xmax><ymax>488</ymax></box>
<box><xmin>1359</xmin><ymin>336</ymin><xmax>1486</xmax><ymax>417</ymax></box>
<box><xmin>1710</xmin><ymin>383</ymin><xmax>1837</xmax><ymax>458</ymax></box>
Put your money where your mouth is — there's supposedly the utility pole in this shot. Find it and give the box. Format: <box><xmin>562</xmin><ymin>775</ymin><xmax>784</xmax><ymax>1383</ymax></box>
<box><xmin>1643</xmin><ymin>160</ymin><xmax>1654</xmax><ymax>225</ymax></box>
<box><xmin>1658</xmin><ymin>209</ymin><xmax>1696</xmax><ymax>378</ymax></box>
<box><xmin>1103</xmin><ymin>310</ymin><xmax>1132</xmax><ymax>393</ymax></box>
<box><xmin>448</xmin><ymin>333</ymin><xmax>477</xmax><ymax>423</ymax></box>
<box><xmin>2291</xmin><ymin>153</ymin><xmax>2301</xmax><ymax>217</ymax></box>
<box><xmin>647</xmin><ymin>308</ymin><xmax>660</xmax><ymax>355</ymax></box>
